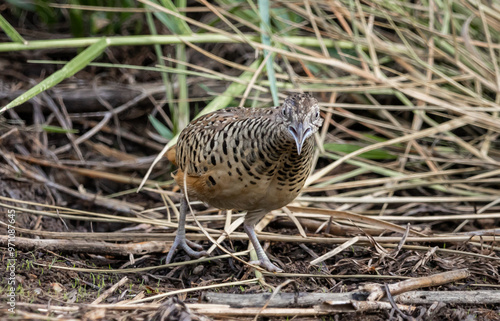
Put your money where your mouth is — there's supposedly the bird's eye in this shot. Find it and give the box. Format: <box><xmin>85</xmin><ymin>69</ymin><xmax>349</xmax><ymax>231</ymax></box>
<box><xmin>281</xmin><ymin>108</ymin><xmax>288</xmax><ymax>117</ymax></box>
<box><xmin>315</xmin><ymin>110</ymin><xmax>320</xmax><ymax>119</ymax></box>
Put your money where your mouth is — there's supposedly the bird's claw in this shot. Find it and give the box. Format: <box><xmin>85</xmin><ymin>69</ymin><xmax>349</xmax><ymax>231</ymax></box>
<box><xmin>249</xmin><ymin>259</ymin><xmax>283</xmax><ymax>272</ymax></box>
<box><xmin>166</xmin><ymin>236</ymin><xmax>208</xmax><ymax>264</ymax></box>
<box><xmin>185</xmin><ymin>239</ymin><xmax>204</xmax><ymax>251</ymax></box>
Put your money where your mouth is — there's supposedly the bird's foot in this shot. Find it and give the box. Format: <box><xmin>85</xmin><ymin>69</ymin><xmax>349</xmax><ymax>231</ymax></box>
<box><xmin>166</xmin><ymin>235</ymin><xmax>208</xmax><ymax>264</ymax></box>
<box><xmin>249</xmin><ymin>259</ymin><xmax>283</xmax><ymax>272</ymax></box>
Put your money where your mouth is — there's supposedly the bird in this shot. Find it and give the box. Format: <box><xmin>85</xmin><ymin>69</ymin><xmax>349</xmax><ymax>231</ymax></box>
<box><xmin>166</xmin><ymin>93</ymin><xmax>323</xmax><ymax>272</ymax></box>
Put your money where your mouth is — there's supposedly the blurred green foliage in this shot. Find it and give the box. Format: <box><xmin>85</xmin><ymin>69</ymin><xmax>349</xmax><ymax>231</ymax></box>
<box><xmin>324</xmin><ymin>143</ymin><xmax>397</xmax><ymax>160</ymax></box>
<box><xmin>214</xmin><ymin>0</ymin><xmax>303</xmax><ymax>36</ymax></box>
<box><xmin>6</xmin><ymin>0</ymin><xmax>143</xmax><ymax>37</ymax></box>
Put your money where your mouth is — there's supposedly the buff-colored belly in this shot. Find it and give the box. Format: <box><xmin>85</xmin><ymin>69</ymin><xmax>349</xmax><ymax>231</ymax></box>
<box><xmin>175</xmin><ymin>167</ymin><xmax>301</xmax><ymax>212</ymax></box>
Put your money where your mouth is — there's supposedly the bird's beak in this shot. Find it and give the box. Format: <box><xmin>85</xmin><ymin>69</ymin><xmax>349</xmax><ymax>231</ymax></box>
<box><xmin>288</xmin><ymin>122</ymin><xmax>312</xmax><ymax>155</ymax></box>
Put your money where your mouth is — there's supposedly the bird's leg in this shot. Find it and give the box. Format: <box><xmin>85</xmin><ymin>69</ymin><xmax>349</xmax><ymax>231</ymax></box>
<box><xmin>166</xmin><ymin>197</ymin><xmax>208</xmax><ymax>263</ymax></box>
<box><xmin>243</xmin><ymin>222</ymin><xmax>283</xmax><ymax>272</ymax></box>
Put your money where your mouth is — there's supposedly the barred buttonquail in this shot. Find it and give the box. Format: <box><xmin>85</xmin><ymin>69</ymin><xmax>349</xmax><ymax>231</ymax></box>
<box><xmin>166</xmin><ymin>93</ymin><xmax>323</xmax><ymax>272</ymax></box>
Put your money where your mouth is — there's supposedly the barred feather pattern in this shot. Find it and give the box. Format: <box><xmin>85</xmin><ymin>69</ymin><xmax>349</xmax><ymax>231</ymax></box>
<box><xmin>173</xmin><ymin>94</ymin><xmax>322</xmax><ymax>223</ymax></box>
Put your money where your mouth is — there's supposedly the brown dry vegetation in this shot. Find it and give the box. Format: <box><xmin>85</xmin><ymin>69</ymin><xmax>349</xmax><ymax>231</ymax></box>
<box><xmin>1</xmin><ymin>1</ymin><xmax>500</xmax><ymax>320</ymax></box>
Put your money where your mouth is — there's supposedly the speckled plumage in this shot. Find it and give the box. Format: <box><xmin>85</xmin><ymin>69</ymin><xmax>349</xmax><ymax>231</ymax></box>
<box><xmin>167</xmin><ymin>93</ymin><xmax>323</xmax><ymax>271</ymax></box>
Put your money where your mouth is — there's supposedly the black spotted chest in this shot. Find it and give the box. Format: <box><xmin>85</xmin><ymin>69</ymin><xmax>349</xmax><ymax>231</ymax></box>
<box><xmin>274</xmin><ymin>140</ymin><xmax>314</xmax><ymax>191</ymax></box>
<box><xmin>205</xmin><ymin>136</ymin><xmax>314</xmax><ymax>198</ymax></box>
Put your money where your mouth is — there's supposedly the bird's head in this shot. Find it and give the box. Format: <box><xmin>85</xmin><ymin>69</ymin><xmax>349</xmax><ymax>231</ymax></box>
<box><xmin>277</xmin><ymin>93</ymin><xmax>323</xmax><ymax>155</ymax></box>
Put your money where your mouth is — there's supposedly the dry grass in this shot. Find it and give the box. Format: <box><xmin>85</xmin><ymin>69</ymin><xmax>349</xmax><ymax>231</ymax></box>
<box><xmin>0</xmin><ymin>0</ymin><xmax>499</xmax><ymax>320</ymax></box>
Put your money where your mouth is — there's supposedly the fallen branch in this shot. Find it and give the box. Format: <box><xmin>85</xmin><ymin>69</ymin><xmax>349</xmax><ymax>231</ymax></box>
<box><xmin>13</xmin><ymin>289</ymin><xmax>500</xmax><ymax>318</ymax></box>
<box><xmin>0</xmin><ymin>235</ymin><xmax>169</xmax><ymax>256</ymax></box>
<box><xmin>204</xmin><ymin>289</ymin><xmax>500</xmax><ymax>308</ymax></box>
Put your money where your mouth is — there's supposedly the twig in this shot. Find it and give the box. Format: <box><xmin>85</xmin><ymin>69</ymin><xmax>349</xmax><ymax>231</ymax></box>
<box><xmin>91</xmin><ymin>277</ymin><xmax>129</xmax><ymax>305</ymax></box>
<box><xmin>363</xmin><ymin>269</ymin><xmax>470</xmax><ymax>301</ymax></box>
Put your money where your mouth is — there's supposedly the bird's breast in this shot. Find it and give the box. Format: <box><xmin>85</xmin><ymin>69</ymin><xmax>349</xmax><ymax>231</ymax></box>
<box><xmin>174</xmin><ymin>113</ymin><xmax>315</xmax><ymax>212</ymax></box>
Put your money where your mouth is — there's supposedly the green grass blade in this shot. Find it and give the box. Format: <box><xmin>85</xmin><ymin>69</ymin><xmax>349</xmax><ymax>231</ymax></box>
<box><xmin>258</xmin><ymin>0</ymin><xmax>278</xmax><ymax>106</ymax></box>
<box><xmin>152</xmin><ymin>0</ymin><xmax>191</xmax><ymax>34</ymax></box>
<box><xmin>147</xmin><ymin>0</ymin><xmax>191</xmax><ymax>131</ymax></box>
<box><xmin>0</xmin><ymin>34</ymin><xmax>354</xmax><ymax>52</ymax></box>
<box><xmin>41</xmin><ymin>125</ymin><xmax>79</xmax><ymax>134</ymax></box>
<box><xmin>0</xmin><ymin>13</ymin><xmax>26</xmax><ymax>43</ymax></box>
<box><xmin>149</xmin><ymin>115</ymin><xmax>174</xmax><ymax>139</ymax></box>
<box><xmin>197</xmin><ymin>59</ymin><xmax>262</xmax><ymax>117</ymax></box>
<box><xmin>0</xmin><ymin>38</ymin><xmax>108</xmax><ymax>114</ymax></box>
<box><xmin>145</xmin><ymin>9</ymin><xmax>175</xmax><ymax>132</ymax></box>
<box><xmin>174</xmin><ymin>0</ymin><xmax>189</xmax><ymax>131</ymax></box>
<box><xmin>324</xmin><ymin>143</ymin><xmax>397</xmax><ymax>160</ymax></box>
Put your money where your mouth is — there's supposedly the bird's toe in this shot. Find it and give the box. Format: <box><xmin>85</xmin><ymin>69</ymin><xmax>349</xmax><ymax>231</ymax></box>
<box><xmin>249</xmin><ymin>259</ymin><xmax>283</xmax><ymax>272</ymax></box>
<box><xmin>166</xmin><ymin>236</ymin><xmax>208</xmax><ymax>263</ymax></box>
<box><xmin>185</xmin><ymin>239</ymin><xmax>205</xmax><ymax>251</ymax></box>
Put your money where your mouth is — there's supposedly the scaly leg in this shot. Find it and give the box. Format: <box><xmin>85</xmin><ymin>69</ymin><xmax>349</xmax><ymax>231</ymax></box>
<box><xmin>244</xmin><ymin>222</ymin><xmax>283</xmax><ymax>272</ymax></box>
<box><xmin>166</xmin><ymin>197</ymin><xmax>208</xmax><ymax>263</ymax></box>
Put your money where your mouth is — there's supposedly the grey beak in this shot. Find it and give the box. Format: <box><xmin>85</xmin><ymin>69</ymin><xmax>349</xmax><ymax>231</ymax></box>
<box><xmin>288</xmin><ymin>122</ymin><xmax>312</xmax><ymax>155</ymax></box>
